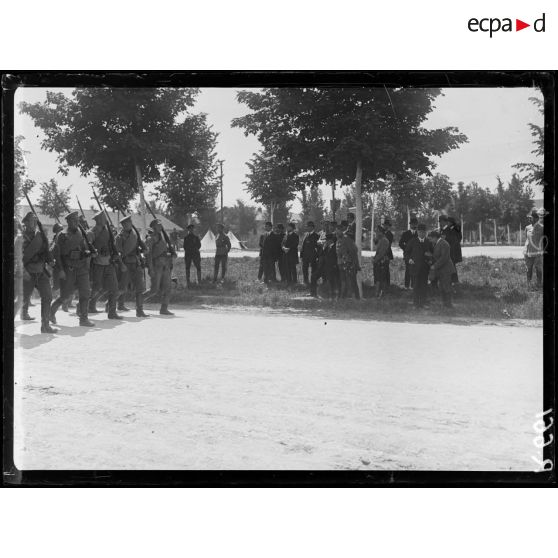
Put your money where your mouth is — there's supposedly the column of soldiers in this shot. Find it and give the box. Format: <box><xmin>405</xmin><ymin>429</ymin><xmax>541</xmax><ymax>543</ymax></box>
<box><xmin>16</xmin><ymin>210</ymin><xmax>177</xmax><ymax>334</ymax></box>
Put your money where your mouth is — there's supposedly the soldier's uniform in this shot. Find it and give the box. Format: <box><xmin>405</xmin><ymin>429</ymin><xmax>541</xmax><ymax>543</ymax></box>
<box><xmin>49</xmin><ymin>222</ymin><xmax>64</xmax><ymax>293</ymax></box>
<box><xmin>87</xmin><ymin>212</ymin><xmax>122</xmax><ymax>319</ymax></box>
<box><xmin>183</xmin><ymin>227</ymin><xmax>202</xmax><ymax>286</ymax></box>
<box><xmin>115</xmin><ymin>215</ymin><xmax>149</xmax><ymax>317</ymax></box>
<box><xmin>20</xmin><ymin>212</ymin><xmax>57</xmax><ymax>333</ymax></box>
<box><xmin>50</xmin><ymin>211</ymin><xmax>95</xmax><ymax>327</ymax></box>
<box><xmin>146</xmin><ymin>219</ymin><xmax>176</xmax><ymax>314</ymax></box>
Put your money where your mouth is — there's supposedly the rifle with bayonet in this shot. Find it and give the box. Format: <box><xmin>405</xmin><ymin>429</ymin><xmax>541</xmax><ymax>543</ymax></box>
<box><xmin>76</xmin><ymin>196</ymin><xmax>90</xmax><ymax>230</ymax></box>
<box><xmin>144</xmin><ymin>202</ymin><xmax>176</xmax><ymax>261</ymax></box>
<box><xmin>23</xmin><ymin>191</ymin><xmax>52</xmax><ymax>278</ymax></box>
<box><xmin>91</xmin><ymin>187</ymin><xmax>126</xmax><ymax>271</ymax></box>
<box><xmin>55</xmin><ymin>192</ymin><xmax>97</xmax><ymax>256</ymax></box>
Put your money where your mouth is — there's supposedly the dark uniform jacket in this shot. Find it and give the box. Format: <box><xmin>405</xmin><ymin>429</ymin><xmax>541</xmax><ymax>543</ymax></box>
<box><xmin>385</xmin><ymin>229</ymin><xmax>394</xmax><ymax>260</ymax></box>
<box><xmin>404</xmin><ymin>236</ymin><xmax>433</xmax><ymax>272</ymax></box>
<box><xmin>88</xmin><ymin>225</ymin><xmax>112</xmax><ymax>266</ymax></box>
<box><xmin>345</xmin><ymin>221</ymin><xmax>356</xmax><ymax>241</ymax></box>
<box><xmin>215</xmin><ymin>233</ymin><xmax>231</xmax><ymax>256</ymax></box>
<box><xmin>261</xmin><ymin>231</ymin><xmax>276</xmax><ymax>258</ymax></box>
<box><xmin>322</xmin><ymin>236</ymin><xmax>338</xmax><ymax>272</ymax></box>
<box><xmin>271</xmin><ymin>232</ymin><xmax>284</xmax><ymax>259</ymax></box>
<box><xmin>22</xmin><ymin>229</ymin><xmax>51</xmax><ymax>273</ymax></box>
<box><xmin>116</xmin><ymin>228</ymin><xmax>141</xmax><ymax>265</ymax></box>
<box><xmin>147</xmin><ymin>231</ymin><xmax>173</xmax><ymax>267</ymax></box>
<box><xmin>300</xmin><ymin>231</ymin><xmax>319</xmax><ymax>261</ymax></box>
<box><xmin>283</xmin><ymin>231</ymin><xmax>300</xmax><ymax>263</ymax></box>
<box><xmin>183</xmin><ymin>233</ymin><xmax>201</xmax><ymax>255</ymax></box>
<box><xmin>55</xmin><ymin>228</ymin><xmax>90</xmax><ymax>270</ymax></box>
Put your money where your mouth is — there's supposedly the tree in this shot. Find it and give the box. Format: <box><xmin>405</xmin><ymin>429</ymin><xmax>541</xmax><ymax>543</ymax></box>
<box><xmin>36</xmin><ymin>179</ymin><xmax>71</xmax><ymax>220</ymax></box>
<box><xmin>222</xmin><ymin>199</ymin><xmax>258</xmax><ymax>237</ymax></box>
<box><xmin>389</xmin><ymin>172</ymin><xmax>424</xmax><ymax>224</ymax></box>
<box><xmin>299</xmin><ymin>186</ymin><xmax>326</xmax><ymax>226</ymax></box>
<box><xmin>14</xmin><ymin>135</ymin><xmax>36</xmax><ymax>205</ymax></box>
<box><xmin>233</xmin><ymin>87</ymin><xmax>467</xmax><ymax>259</ymax></box>
<box><xmin>19</xmin><ymin>88</ymin><xmax>216</xmax><ymax>231</ymax></box>
<box><xmin>499</xmin><ymin>173</ymin><xmax>534</xmax><ymax>229</ymax></box>
<box><xmin>513</xmin><ymin>96</ymin><xmax>544</xmax><ymax>188</ymax></box>
<box><xmin>243</xmin><ymin>150</ymin><xmax>298</xmax><ymax>223</ymax></box>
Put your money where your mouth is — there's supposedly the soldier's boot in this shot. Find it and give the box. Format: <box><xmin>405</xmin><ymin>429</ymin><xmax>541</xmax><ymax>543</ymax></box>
<box><xmin>21</xmin><ymin>305</ymin><xmax>35</xmax><ymax>321</ymax></box>
<box><xmin>61</xmin><ymin>301</ymin><xmax>69</xmax><ymax>312</ymax></box>
<box><xmin>136</xmin><ymin>294</ymin><xmax>149</xmax><ymax>317</ymax></box>
<box><xmin>41</xmin><ymin>319</ymin><xmax>58</xmax><ymax>334</ymax></box>
<box><xmin>159</xmin><ymin>304</ymin><xmax>174</xmax><ymax>316</ymax></box>
<box><xmin>88</xmin><ymin>298</ymin><xmax>100</xmax><ymax>314</ymax></box>
<box><xmin>49</xmin><ymin>299</ymin><xmax>62</xmax><ymax>324</ymax></box>
<box><xmin>107</xmin><ymin>295</ymin><xmax>123</xmax><ymax>320</ymax></box>
<box><xmin>117</xmin><ymin>300</ymin><xmax>130</xmax><ymax>311</ymax></box>
<box><xmin>78</xmin><ymin>298</ymin><xmax>95</xmax><ymax>327</ymax></box>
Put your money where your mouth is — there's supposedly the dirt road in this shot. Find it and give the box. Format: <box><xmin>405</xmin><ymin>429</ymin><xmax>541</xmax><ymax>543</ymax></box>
<box><xmin>14</xmin><ymin>307</ymin><xmax>542</xmax><ymax>470</ymax></box>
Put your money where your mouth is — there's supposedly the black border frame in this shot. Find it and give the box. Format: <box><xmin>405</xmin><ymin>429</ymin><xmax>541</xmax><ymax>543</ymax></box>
<box><xmin>2</xmin><ymin>71</ymin><xmax>555</xmax><ymax>486</ymax></box>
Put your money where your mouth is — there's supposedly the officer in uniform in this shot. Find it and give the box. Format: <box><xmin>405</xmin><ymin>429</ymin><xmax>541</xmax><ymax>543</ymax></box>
<box><xmin>145</xmin><ymin>218</ymin><xmax>176</xmax><ymax>315</ymax></box>
<box><xmin>87</xmin><ymin>211</ymin><xmax>122</xmax><ymax>319</ymax></box>
<box><xmin>20</xmin><ymin>212</ymin><xmax>57</xmax><ymax>333</ymax></box>
<box><xmin>50</xmin><ymin>211</ymin><xmax>95</xmax><ymax>327</ymax></box>
<box><xmin>183</xmin><ymin>224</ymin><xmax>202</xmax><ymax>287</ymax></box>
<box><xmin>115</xmin><ymin>215</ymin><xmax>149</xmax><ymax>317</ymax></box>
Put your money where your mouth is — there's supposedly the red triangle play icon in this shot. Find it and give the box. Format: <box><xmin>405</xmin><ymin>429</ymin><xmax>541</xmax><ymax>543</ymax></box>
<box><xmin>516</xmin><ymin>19</ymin><xmax>530</xmax><ymax>31</ymax></box>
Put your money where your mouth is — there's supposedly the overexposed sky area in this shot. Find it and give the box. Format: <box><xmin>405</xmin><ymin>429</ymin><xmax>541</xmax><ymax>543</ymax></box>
<box><xmin>15</xmin><ymin>86</ymin><xmax>544</xmax><ymax>211</ymax></box>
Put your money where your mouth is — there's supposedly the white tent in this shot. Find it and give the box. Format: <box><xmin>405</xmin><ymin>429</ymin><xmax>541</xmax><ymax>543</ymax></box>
<box><xmin>199</xmin><ymin>229</ymin><xmax>246</xmax><ymax>251</ymax></box>
<box><xmin>200</xmin><ymin>229</ymin><xmax>216</xmax><ymax>251</ymax></box>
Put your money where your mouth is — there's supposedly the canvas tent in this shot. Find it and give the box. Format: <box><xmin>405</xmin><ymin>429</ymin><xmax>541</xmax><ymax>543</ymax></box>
<box><xmin>200</xmin><ymin>229</ymin><xmax>246</xmax><ymax>251</ymax></box>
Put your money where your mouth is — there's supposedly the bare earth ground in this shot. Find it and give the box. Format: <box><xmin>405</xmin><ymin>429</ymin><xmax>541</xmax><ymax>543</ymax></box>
<box><xmin>14</xmin><ymin>306</ymin><xmax>542</xmax><ymax>471</ymax></box>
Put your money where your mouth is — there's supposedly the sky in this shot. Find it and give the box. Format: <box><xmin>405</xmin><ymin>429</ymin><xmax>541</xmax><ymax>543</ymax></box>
<box><xmin>15</xmin><ymin>86</ymin><xmax>544</xmax><ymax>211</ymax></box>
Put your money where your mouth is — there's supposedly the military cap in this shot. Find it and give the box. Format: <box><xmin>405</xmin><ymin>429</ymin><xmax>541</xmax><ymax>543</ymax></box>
<box><xmin>417</xmin><ymin>223</ymin><xmax>426</xmax><ymax>231</ymax></box>
<box><xmin>53</xmin><ymin>223</ymin><xmax>64</xmax><ymax>233</ymax></box>
<box><xmin>409</xmin><ymin>216</ymin><xmax>418</xmax><ymax>224</ymax></box>
<box><xmin>92</xmin><ymin>211</ymin><xmax>105</xmax><ymax>221</ymax></box>
<box><xmin>149</xmin><ymin>219</ymin><xmax>160</xmax><ymax>228</ymax></box>
<box><xmin>147</xmin><ymin>227</ymin><xmax>154</xmax><ymax>234</ymax></box>
<box><xmin>22</xmin><ymin>211</ymin><xmax>36</xmax><ymax>223</ymax></box>
<box><xmin>65</xmin><ymin>210</ymin><xmax>79</xmax><ymax>221</ymax></box>
<box><xmin>119</xmin><ymin>215</ymin><xmax>132</xmax><ymax>225</ymax></box>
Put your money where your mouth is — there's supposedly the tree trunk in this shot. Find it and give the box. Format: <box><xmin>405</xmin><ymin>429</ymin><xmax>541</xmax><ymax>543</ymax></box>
<box><xmin>270</xmin><ymin>201</ymin><xmax>276</xmax><ymax>225</ymax></box>
<box><xmin>519</xmin><ymin>223</ymin><xmax>522</xmax><ymax>246</ymax></box>
<box><xmin>507</xmin><ymin>224</ymin><xmax>510</xmax><ymax>245</ymax></box>
<box><xmin>461</xmin><ymin>215</ymin><xmax>464</xmax><ymax>240</ymax></box>
<box><xmin>331</xmin><ymin>181</ymin><xmax>337</xmax><ymax>222</ymax></box>
<box><xmin>354</xmin><ymin>161</ymin><xmax>363</xmax><ymax>298</ymax></box>
<box><xmin>493</xmin><ymin>219</ymin><xmax>497</xmax><ymax>245</ymax></box>
<box><xmin>134</xmin><ymin>161</ymin><xmax>148</xmax><ymax>236</ymax></box>
<box><xmin>478</xmin><ymin>222</ymin><xmax>483</xmax><ymax>245</ymax></box>
<box><xmin>406</xmin><ymin>205</ymin><xmax>410</xmax><ymax>226</ymax></box>
<box><xmin>370</xmin><ymin>192</ymin><xmax>376</xmax><ymax>252</ymax></box>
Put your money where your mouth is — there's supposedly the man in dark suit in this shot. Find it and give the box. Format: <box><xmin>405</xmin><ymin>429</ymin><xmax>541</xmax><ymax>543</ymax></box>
<box><xmin>383</xmin><ymin>218</ymin><xmax>394</xmax><ymax>286</ymax></box>
<box><xmin>183</xmin><ymin>224</ymin><xmax>202</xmax><ymax>287</ymax></box>
<box><xmin>283</xmin><ymin>222</ymin><xmax>299</xmax><ymax>285</ymax></box>
<box><xmin>404</xmin><ymin>223</ymin><xmax>432</xmax><ymax>308</ymax></box>
<box><xmin>275</xmin><ymin>223</ymin><xmax>286</xmax><ymax>281</ymax></box>
<box><xmin>399</xmin><ymin>216</ymin><xmax>418</xmax><ymax>289</ymax></box>
<box><xmin>345</xmin><ymin>213</ymin><xmax>356</xmax><ymax>241</ymax></box>
<box><xmin>299</xmin><ymin>221</ymin><xmax>319</xmax><ymax>285</ymax></box>
<box><xmin>261</xmin><ymin>222</ymin><xmax>276</xmax><ymax>284</ymax></box>
<box><xmin>439</xmin><ymin>215</ymin><xmax>462</xmax><ymax>284</ymax></box>
<box><xmin>427</xmin><ymin>229</ymin><xmax>456</xmax><ymax>308</ymax></box>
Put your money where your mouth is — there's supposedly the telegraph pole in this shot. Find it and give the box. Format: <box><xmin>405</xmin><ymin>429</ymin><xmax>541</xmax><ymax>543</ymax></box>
<box><xmin>218</xmin><ymin>159</ymin><xmax>224</xmax><ymax>224</ymax></box>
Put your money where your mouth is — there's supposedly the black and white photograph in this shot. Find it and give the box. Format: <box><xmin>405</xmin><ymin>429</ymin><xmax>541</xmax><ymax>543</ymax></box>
<box><xmin>3</xmin><ymin>72</ymin><xmax>554</xmax><ymax>480</ymax></box>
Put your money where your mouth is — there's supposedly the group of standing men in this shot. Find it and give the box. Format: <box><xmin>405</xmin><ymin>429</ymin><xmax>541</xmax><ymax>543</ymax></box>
<box><xmin>15</xmin><ymin>209</ymin><xmax>178</xmax><ymax>334</ymax></box>
<box><xmin>256</xmin><ymin>212</ymin><xmax>465</xmax><ymax>308</ymax></box>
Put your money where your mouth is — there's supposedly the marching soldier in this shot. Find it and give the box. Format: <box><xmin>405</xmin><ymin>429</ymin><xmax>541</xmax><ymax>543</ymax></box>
<box><xmin>50</xmin><ymin>211</ymin><xmax>94</xmax><ymax>327</ymax></box>
<box><xmin>115</xmin><ymin>215</ymin><xmax>149</xmax><ymax>317</ymax></box>
<box><xmin>19</xmin><ymin>212</ymin><xmax>57</xmax><ymax>333</ymax></box>
<box><xmin>145</xmin><ymin>218</ymin><xmax>177</xmax><ymax>315</ymax></box>
<box><xmin>87</xmin><ymin>211</ymin><xmax>122</xmax><ymax>319</ymax></box>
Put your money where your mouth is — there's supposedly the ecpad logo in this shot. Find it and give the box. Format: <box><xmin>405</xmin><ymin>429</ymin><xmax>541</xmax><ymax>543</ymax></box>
<box><xmin>468</xmin><ymin>13</ymin><xmax>546</xmax><ymax>37</ymax></box>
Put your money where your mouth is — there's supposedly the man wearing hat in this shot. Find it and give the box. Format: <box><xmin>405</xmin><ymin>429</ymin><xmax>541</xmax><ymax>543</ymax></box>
<box><xmin>50</xmin><ymin>211</ymin><xmax>95</xmax><ymax>327</ymax></box>
<box><xmin>345</xmin><ymin>213</ymin><xmax>356</xmax><ymax>241</ymax></box>
<box><xmin>526</xmin><ymin>208</ymin><xmax>546</xmax><ymax>288</ymax></box>
<box><xmin>20</xmin><ymin>211</ymin><xmax>57</xmax><ymax>333</ymax></box>
<box><xmin>145</xmin><ymin>218</ymin><xmax>177</xmax><ymax>314</ymax></box>
<box><xmin>382</xmin><ymin>218</ymin><xmax>394</xmax><ymax>287</ymax></box>
<box><xmin>299</xmin><ymin>221</ymin><xmax>319</xmax><ymax>285</ymax></box>
<box><xmin>374</xmin><ymin>225</ymin><xmax>391</xmax><ymax>297</ymax></box>
<box><xmin>399</xmin><ymin>216</ymin><xmax>419</xmax><ymax>289</ymax></box>
<box><xmin>213</xmin><ymin>223</ymin><xmax>231</xmax><ymax>283</ymax></box>
<box><xmin>404</xmin><ymin>223</ymin><xmax>433</xmax><ymax>308</ymax></box>
<box><xmin>183</xmin><ymin>224</ymin><xmax>202</xmax><ymax>287</ymax></box>
<box><xmin>427</xmin><ymin>229</ymin><xmax>455</xmax><ymax>308</ymax></box>
<box><xmin>115</xmin><ymin>215</ymin><xmax>149</xmax><ymax>317</ymax></box>
<box><xmin>439</xmin><ymin>214</ymin><xmax>462</xmax><ymax>284</ymax></box>
<box><xmin>87</xmin><ymin>211</ymin><xmax>122</xmax><ymax>319</ymax></box>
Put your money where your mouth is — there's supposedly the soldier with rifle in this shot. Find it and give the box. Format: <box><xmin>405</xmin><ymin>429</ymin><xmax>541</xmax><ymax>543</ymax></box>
<box><xmin>115</xmin><ymin>214</ymin><xmax>149</xmax><ymax>318</ymax></box>
<box><xmin>145</xmin><ymin>217</ymin><xmax>177</xmax><ymax>315</ymax></box>
<box><xmin>50</xmin><ymin>195</ymin><xmax>98</xmax><ymax>327</ymax></box>
<box><xmin>88</xmin><ymin>189</ymin><xmax>125</xmax><ymax>319</ymax></box>
<box><xmin>20</xmin><ymin>195</ymin><xmax>58</xmax><ymax>333</ymax></box>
